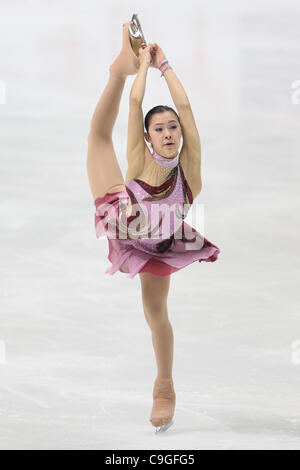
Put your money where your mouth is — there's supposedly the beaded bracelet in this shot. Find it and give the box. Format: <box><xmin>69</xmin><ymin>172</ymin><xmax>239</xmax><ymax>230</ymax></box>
<box><xmin>161</xmin><ymin>65</ymin><xmax>173</xmax><ymax>77</ymax></box>
<box><xmin>158</xmin><ymin>59</ymin><xmax>173</xmax><ymax>77</ymax></box>
<box><xmin>158</xmin><ymin>59</ymin><xmax>168</xmax><ymax>68</ymax></box>
<box><xmin>159</xmin><ymin>60</ymin><xmax>173</xmax><ymax>76</ymax></box>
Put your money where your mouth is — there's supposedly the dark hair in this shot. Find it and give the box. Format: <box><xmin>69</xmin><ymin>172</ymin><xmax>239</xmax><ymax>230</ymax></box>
<box><xmin>144</xmin><ymin>105</ymin><xmax>181</xmax><ymax>134</ymax></box>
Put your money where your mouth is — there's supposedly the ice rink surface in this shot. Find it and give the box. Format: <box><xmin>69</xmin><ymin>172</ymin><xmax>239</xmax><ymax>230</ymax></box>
<box><xmin>0</xmin><ymin>0</ymin><xmax>300</xmax><ymax>450</ymax></box>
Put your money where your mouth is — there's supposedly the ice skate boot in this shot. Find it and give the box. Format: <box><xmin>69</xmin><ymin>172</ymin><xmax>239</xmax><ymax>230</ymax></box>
<box><xmin>150</xmin><ymin>377</ymin><xmax>176</xmax><ymax>434</ymax></box>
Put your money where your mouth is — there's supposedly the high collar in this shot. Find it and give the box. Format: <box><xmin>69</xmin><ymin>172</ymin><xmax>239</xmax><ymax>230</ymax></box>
<box><xmin>152</xmin><ymin>150</ymin><xmax>179</xmax><ymax>168</ymax></box>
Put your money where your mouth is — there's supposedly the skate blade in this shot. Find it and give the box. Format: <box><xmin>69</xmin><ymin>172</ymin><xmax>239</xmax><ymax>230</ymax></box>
<box><xmin>128</xmin><ymin>14</ymin><xmax>151</xmax><ymax>62</ymax></box>
<box><xmin>130</xmin><ymin>14</ymin><xmax>147</xmax><ymax>44</ymax></box>
<box><xmin>155</xmin><ymin>419</ymin><xmax>174</xmax><ymax>434</ymax></box>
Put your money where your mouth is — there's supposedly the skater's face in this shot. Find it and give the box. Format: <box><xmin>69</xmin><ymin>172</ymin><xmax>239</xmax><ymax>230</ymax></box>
<box><xmin>145</xmin><ymin>112</ymin><xmax>182</xmax><ymax>157</ymax></box>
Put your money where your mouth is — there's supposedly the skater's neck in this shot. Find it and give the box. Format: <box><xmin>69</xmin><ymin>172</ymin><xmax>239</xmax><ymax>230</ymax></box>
<box><xmin>152</xmin><ymin>150</ymin><xmax>179</xmax><ymax>168</ymax></box>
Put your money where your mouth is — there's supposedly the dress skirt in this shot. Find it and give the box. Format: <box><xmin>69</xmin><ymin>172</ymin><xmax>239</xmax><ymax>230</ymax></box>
<box><xmin>94</xmin><ymin>190</ymin><xmax>220</xmax><ymax>279</ymax></box>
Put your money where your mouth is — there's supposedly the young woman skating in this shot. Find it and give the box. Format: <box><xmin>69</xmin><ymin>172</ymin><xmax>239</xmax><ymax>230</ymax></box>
<box><xmin>87</xmin><ymin>19</ymin><xmax>220</xmax><ymax>433</ymax></box>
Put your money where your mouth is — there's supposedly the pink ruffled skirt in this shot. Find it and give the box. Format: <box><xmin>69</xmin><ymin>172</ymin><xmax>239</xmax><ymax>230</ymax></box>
<box><xmin>94</xmin><ymin>191</ymin><xmax>220</xmax><ymax>279</ymax></box>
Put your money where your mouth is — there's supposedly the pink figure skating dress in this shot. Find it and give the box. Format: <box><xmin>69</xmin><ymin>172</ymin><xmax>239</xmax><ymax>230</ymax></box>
<box><xmin>94</xmin><ymin>150</ymin><xmax>220</xmax><ymax>278</ymax></box>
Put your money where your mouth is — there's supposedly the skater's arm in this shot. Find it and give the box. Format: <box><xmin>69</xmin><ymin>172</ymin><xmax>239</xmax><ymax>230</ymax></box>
<box><xmin>127</xmin><ymin>70</ymin><xmax>148</xmax><ymax>177</ymax></box>
<box><xmin>126</xmin><ymin>100</ymin><xmax>146</xmax><ymax>180</ymax></box>
<box><xmin>151</xmin><ymin>43</ymin><xmax>189</xmax><ymax>108</ymax></box>
<box><xmin>162</xmin><ymin>68</ymin><xmax>190</xmax><ymax>108</ymax></box>
<box><xmin>163</xmin><ymin>70</ymin><xmax>201</xmax><ymax>164</ymax></box>
<box><xmin>126</xmin><ymin>50</ymin><xmax>150</xmax><ymax>179</ymax></box>
<box><xmin>127</xmin><ymin>65</ymin><xmax>148</xmax><ymax>161</ymax></box>
<box><xmin>129</xmin><ymin>61</ymin><xmax>149</xmax><ymax>103</ymax></box>
<box><xmin>150</xmin><ymin>43</ymin><xmax>201</xmax><ymax>160</ymax></box>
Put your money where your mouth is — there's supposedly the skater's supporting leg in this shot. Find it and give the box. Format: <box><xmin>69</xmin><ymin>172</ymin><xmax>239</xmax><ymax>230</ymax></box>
<box><xmin>139</xmin><ymin>272</ymin><xmax>176</xmax><ymax>428</ymax></box>
<box><xmin>139</xmin><ymin>272</ymin><xmax>173</xmax><ymax>379</ymax></box>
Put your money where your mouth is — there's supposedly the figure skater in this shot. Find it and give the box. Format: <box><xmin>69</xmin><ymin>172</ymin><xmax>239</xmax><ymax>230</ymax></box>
<box><xmin>86</xmin><ymin>18</ymin><xmax>220</xmax><ymax>433</ymax></box>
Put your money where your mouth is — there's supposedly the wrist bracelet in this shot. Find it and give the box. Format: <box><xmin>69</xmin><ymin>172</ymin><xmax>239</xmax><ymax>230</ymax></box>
<box><xmin>161</xmin><ymin>65</ymin><xmax>173</xmax><ymax>77</ymax></box>
<box><xmin>158</xmin><ymin>59</ymin><xmax>168</xmax><ymax>69</ymax></box>
<box><xmin>159</xmin><ymin>60</ymin><xmax>173</xmax><ymax>77</ymax></box>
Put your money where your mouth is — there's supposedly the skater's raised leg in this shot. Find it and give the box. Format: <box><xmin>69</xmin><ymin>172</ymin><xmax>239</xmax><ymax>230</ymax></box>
<box><xmin>87</xmin><ymin>22</ymin><xmax>139</xmax><ymax>200</ymax></box>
